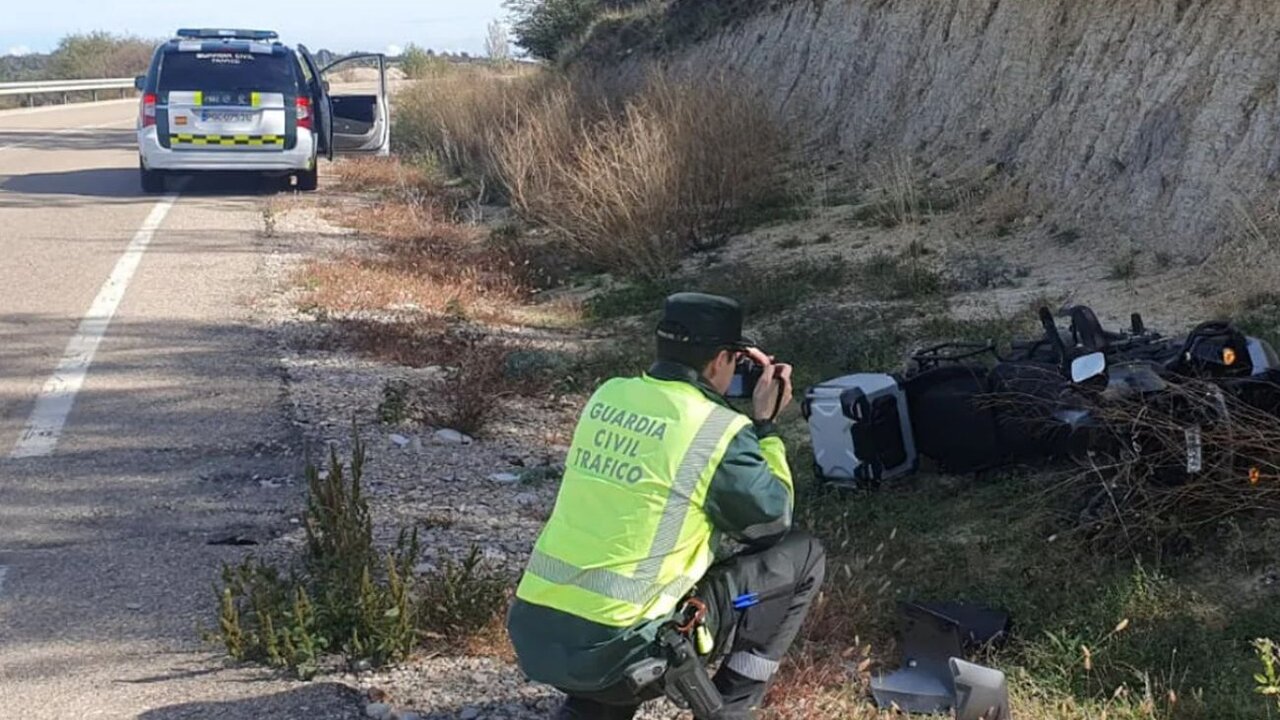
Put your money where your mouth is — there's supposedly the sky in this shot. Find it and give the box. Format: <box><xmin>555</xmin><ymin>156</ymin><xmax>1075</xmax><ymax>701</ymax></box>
<box><xmin>3</xmin><ymin>0</ymin><xmax>509</xmax><ymax>57</ymax></box>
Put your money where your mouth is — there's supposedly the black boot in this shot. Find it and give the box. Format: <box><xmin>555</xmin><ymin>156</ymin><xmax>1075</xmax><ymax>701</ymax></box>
<box><xmin>556</xmin><ymin>695</ymin><xmax>639</xmax><ymax>720</ymax></box>
<box><xmin>712</xmin><ymin>667</ymin><xmax>769</xmax><ymax>718</ymax></box>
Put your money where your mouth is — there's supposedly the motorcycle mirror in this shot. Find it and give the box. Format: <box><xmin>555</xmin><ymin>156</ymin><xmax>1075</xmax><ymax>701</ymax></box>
<box><xmin>950</xmin><ymin>658</ymin><xmax>1011</xmax><ymax>720</ymax></box>
<box><xmin>1071</xmin><ymin>352</ymin><xmax>1107</xmax><ymax>384</ymax></box>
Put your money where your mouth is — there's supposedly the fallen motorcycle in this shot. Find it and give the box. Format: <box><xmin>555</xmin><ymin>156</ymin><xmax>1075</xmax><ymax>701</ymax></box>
<box><xmin>803</xmin><ymin>305</ymin><xmax>1280</xmax><ymax>487</ymax></box>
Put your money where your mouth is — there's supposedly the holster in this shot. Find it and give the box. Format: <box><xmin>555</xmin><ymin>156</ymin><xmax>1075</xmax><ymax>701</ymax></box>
<box><xmin>656</xmin><ymin>626</ymin><xmax>726</xmax><ymax>720</ymax></box>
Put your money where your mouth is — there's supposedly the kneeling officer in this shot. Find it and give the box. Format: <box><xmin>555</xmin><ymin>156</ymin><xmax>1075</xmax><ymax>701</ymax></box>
<box><xmin>508</xmin><ymin>293</ymin><xmax>826</xmax><ymax>719</ymax></box>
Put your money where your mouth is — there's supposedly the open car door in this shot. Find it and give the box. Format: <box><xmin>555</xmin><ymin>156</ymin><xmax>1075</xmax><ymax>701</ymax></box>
<box><xmin>297</xmin><ymin>44</ymin><xmax>334</xmax><ymax>161</ymax></box>
<box><xmin>319</xmin><ymin>53</ymin><xmax>390</xmax><ymax>156</ymax></box>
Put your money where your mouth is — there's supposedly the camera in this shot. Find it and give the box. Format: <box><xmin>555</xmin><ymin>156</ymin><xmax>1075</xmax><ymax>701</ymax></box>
<box><xmin>726</xmin><ymin>357</ymin><xmax>766</xmax><ymax>399</ymax></box>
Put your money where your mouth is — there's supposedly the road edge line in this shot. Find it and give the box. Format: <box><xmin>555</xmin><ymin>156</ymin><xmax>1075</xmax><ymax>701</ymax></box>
<box><xmin>9</xmin><ymin>192</ymin><xmax>181</xmax><ymax>459</ymax></box>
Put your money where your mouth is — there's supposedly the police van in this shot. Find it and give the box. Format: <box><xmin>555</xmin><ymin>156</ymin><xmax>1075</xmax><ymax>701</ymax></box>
<box><xmin>135</xmin><ymin>29</ymin><xmax>390</xmax><ymax>193</ymax></box>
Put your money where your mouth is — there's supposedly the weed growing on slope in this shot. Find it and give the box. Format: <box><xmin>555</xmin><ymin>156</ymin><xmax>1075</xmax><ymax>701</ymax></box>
<box><xmin>855</xmin><ymin>251</ymin><xmax>944</xmax><ymax>301</ymax></box>
<box><xmin>700</xmin><ymin>257</ymin><xmax>850</xmax><ymax>316</ymax></box>
<box><xmin>1232</xmin><ymin>292</ymin><xmax>1280</xmax><ymax>350</ymax></box>
<box><xmin>260</xmin><ymin>202</ymin><xmax>279</xmax><ymax>238</ymax></box>
<box><xmin>1108</xmin><ymin>251</ymin><xmax>1140</xmax><ymax>281</ymax></box>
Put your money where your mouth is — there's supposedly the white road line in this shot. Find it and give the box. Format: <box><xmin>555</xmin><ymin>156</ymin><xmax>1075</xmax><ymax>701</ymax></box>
<box><xmin>0</xmin><ymin>119</ymin><xmax>134</xmax><ymax>154</ymax></box>
<box><xmin>0</xmin><ymin>566</ymin><xmax>7</xmax><ymax>595</ymax></box>
<box><xmin>10</xmin><ymin>192</ymin><xmax>181</xmax><ymax>459</ymax></box>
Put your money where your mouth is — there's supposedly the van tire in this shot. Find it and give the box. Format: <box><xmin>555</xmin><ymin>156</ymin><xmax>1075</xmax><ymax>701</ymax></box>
<box><xmin>140</xmin><ymin>164</ymin><xmax>165</xmax><ymax>194</ymax></box>
<box><xmin>296</xmin><ymin>167</ymin><xmax>319</xmax><ymax>192</ymax></box>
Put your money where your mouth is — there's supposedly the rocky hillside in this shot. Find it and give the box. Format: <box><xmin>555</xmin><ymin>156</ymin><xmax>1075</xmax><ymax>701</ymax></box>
<box><xmin>592</xmin><ymin>0</ymin><xmax>1280</xmax><ymax>258</ymax></box>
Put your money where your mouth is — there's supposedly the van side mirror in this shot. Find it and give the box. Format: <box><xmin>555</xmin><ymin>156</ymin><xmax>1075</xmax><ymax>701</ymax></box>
<box><xmin>134</xmin><ymin>75</ymin><xmax>146</xmax><ymax>91</ymax></box>
<box><xmin>1070</xmin><ymin>352</ymin><xmax>1107</xmax><ymax>384</ymax></box>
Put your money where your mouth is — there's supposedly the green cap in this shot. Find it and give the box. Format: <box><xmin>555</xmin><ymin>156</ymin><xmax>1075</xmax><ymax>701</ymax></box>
<box><xmin>655</xmin><ymin>292</ymin><xmax>753</xmax><ymax>349</ymax></box>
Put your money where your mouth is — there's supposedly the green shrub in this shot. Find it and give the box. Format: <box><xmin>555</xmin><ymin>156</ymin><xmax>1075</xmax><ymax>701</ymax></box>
<box><xmin>418</xmin><ymin>547</ymin><xmax>509</xmax><ymax>643</ymax></box>
<box><xmin>585</xmin><ymin>280</ymin><xmax>674</xmax><ymax>321</ymax></box>
<box><xmin>701</xmin><ymin>257</ymin><xmax>850</xmax><ymax>316</ymax></box>
<box><xmin>1255</xmin><ymin>638</ymin><xmax>1280</xmax><ymax>711</ymax></box>
<box><xmin>507</xmin><ymin>0</ymin><xmax>602</xmax><ymax>61</ymax></box>
<box><xmin>856</xmin><ymin>252</ymin><xmax>944</xmax><ymax>301</ymax></box>
<box><xmin>762</xmin><ymin>306</ymin><xmax>911</xmax><ymax>389</ymax></box>
<box><xmin>47</xmin><ymin>32</ymin><xmax>155</xmax><ymax>79</ymax></box>
<box><xmin>1107</xmin><ymin>251</ymin><xmax>1140</xmax><ymax>281</ymax></box>
<box><xmin>398</xmin><ymin>44</ymin><xmax>447</xmax><ymax>79</ymax></box>
<box><xmin>210</xmin><ymin>432</ymin><xmax>509</xmax><ymax>675</ymax></box>
<box><xmin>1234</xmin><ymin>292</ymin><xmax>1280</xmax><ymax>350</ymax></box>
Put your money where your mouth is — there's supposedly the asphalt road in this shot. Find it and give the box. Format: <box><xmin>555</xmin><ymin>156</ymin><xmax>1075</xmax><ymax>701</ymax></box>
<box><xmin>0</xmin><ymin>101</ymin><xmax>362</xmax><ymax>718</ymax></box>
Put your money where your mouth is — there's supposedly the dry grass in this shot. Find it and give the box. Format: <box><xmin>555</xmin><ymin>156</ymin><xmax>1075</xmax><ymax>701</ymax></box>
<box><xmin>321</xmin><ymin>319</ymin><xmax>520</xmax><ymax>435</ymax></box>
<box><xmin>324</xmin><ymin>317</ymin><xmax>452</xmax><ymax>368</ymax></box>
<box><xmin>392</xmin><ymin>67</ymin><xmax>564</xmax><ymax>191</ymax></box>
<box><xmin>334</xmin><ymin>157</ymin><xmax>442</xmax><ymax>196</ymax></box>
<box><xmin>395</xmin><ymin>67</ymin><xmax>788</xmax><ymax>280</ymax></box>
<box><xmin>496</xmin><ymin>71</ymin><xmax>785</xmax><ymax>279</ymax></box>
<box><xmin>977</xmin><ymin>182</ymin><xmax>1032</xmax><ymax>238</ymax></box>
<box><xmin>299</xmin><ymin>164</ymin><xmax>529</xmax><ymax>324</ymax></box>
<box><xmin>1209</xmin><ymin>193</ymin><xmax>1280</xmax><ymax>307</ymax></box>
<box><xmin>300</xmin><ymin>158</ymin><xmax>573</xmax><ymax>434</ymax></box>
<box><xmin>420</xmin><ymin>334</ymin><xmax>514</xmax><ymax>435</ymax></box>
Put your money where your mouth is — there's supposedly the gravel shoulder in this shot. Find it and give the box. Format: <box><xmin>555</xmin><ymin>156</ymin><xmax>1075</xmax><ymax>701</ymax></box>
<box><xmin>258</xmin><ymin>189</ymin><xmax>688</xmax><ymax>720</ymax></box>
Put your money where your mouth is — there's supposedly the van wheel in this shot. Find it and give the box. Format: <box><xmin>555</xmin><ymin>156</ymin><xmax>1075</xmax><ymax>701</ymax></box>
<box><xmin>140</xmin><ymin>164</ymin><xmax>165</xmax><ymax>194</ymax></box>
<box><xmin>295</xmin><ymin>167</ymin><xmax>319</xmax><ymax>192</ymax></box>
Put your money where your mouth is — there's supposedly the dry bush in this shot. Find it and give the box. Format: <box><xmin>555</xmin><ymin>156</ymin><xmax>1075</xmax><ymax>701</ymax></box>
<box><xmin>1018</xmin><ymin>381</ymin><xmax>1280</xmax><ymax>553</ymax></box>
<box><xmin>496</xmin><ymin>72</ymin><xmax>786</xmax><ymax>279</ymax></box>
<box><xmin>421</xmin><ymin>335</ymin><xmax>514</xmax><ymax>435</ymax></box>
<box><xmin>326</xmin><ymin>320</ymin><xmax>516</xmax><ymax>434</ymax></box>
<box><xmin>877</xmin><ymin>153</ymin><xmax>923</xmax><ymax>227</ymax></box>
<box><xmin>977</xmin><ymin>182</ymin><xmax>1031</xmax><ymax>237</ymax></box>
<box><xmin>393</xmin><ymin>67</ymin><xmax>786</xmax><ymax>279</ymax></box>
<box><xmin>393</xmin><ymin>69</ymin><xmax>575</xmax><ymax>192</ymax></box>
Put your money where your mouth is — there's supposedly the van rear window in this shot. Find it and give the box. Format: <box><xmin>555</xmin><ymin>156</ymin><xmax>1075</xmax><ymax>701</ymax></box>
<box><xmin>158</xmin><ymin>51</ymin><xmax>298</xmax><ymax>94</ymax></box>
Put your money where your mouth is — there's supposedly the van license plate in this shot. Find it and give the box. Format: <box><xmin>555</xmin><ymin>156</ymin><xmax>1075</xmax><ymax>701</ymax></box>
<box><xmin>201</xmin><ymin>111</ymin><xmax>254</xmax><ymax>123</ymax></box>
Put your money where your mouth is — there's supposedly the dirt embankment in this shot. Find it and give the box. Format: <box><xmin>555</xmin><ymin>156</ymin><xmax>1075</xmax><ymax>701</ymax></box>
<box><xmin>603</xmin><ymin>0</ymin><xmax>1280</xmax><ymax>258</ymax></box>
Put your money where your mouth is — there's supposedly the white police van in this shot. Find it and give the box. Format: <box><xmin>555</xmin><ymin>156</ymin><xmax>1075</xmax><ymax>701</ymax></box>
<box><xmin>135</xmin><ymin>29</ymin><xmax>390</xmax><ymax>193</ymax></box>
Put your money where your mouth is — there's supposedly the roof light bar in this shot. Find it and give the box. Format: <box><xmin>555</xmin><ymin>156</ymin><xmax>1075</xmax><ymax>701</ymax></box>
<box><xmin>175</xmin><ymin>29</ymin><xmax>279</xmax><ymax>41</ymax></box>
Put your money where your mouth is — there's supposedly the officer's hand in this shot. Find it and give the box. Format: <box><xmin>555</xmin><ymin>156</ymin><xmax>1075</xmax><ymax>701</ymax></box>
<box><xmin>747</xmin><ymin>348</ymin><xmax>794</xmax><ymax>421</ymax></box>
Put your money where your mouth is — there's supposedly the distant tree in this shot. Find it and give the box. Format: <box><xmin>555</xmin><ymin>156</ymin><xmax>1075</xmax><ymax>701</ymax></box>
<box><xmin>47</xmin><ymin>32</ymin><xmax>155</xmax><ymax>79</ymax></box>
<box><xmin>399</xmin><ymin>43</ymin><xmax>445</xmax><ymax>79</ymax></box>
<box><xmin>505</xmin><ymin>0</ymin><xmax>600</xmax><ymax>61</ymax></box>
<box><xmin>0</xmin><ymin>53</ymin><xmax>50</xmax><ymax>83</ymax></box>
<box><xmin>485</xmin><ymin>20</ymin><xmax>512</xmax><ymax>65</ymax></box>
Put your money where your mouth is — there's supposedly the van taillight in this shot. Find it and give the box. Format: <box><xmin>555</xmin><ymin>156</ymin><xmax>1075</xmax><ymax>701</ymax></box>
<box><xmin>141</xmin><ymin>93</ymin><xmax>157</xmax><ymax>128</ymax></box>
<box><xmin>296</xmin><ymin>96</ymin><xmax>312</xmax><ymax>130</ymax></box>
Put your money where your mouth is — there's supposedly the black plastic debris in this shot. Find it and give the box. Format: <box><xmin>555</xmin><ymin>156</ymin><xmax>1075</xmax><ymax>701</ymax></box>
<box><xmin>206</xmin><ymin>535</ymin><xmax>259</xmax><ymax>546</ymax></box>
<box><xmin>870</xmin><ymin>602</ymin><xmax>1011</xmax><ymax>718</ymax></box>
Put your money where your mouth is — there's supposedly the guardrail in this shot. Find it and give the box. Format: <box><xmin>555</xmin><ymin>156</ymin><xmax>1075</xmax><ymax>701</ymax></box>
<box><xmin>0</xmin><ymin>78</ymin><xmax>137</xmax><ymax>104</ymax></box>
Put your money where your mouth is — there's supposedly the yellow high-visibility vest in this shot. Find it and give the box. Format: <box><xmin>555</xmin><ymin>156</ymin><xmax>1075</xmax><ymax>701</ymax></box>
<box><xmin>517</xmin><ymin>375</ymin><xmax>751</xmax><ymax>628</ymax></box>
